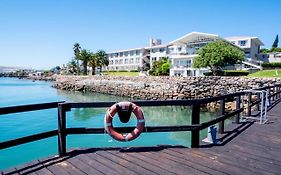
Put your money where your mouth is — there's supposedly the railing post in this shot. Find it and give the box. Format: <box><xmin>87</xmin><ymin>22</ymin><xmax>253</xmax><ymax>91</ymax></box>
<box><xmin>257</xmin><ymin>93</ymin><xmax>260</xmax><ymax>111</ymax></box>
<box><xmin>247</xmin><ymin>92</ymin><xmax>252</xmax><ymax>116</ymax></box>
<box><xmin>191</xmin><ymin>104</ymin><xmax>200</xmax><ymax>148</ymax></box>
<box><xmin>276</xmin><ymin>85</ymin><xmax>280</xmax><ymax>99</ymax></box>
<box><xmin>277</xmin><ymin>85</ymin><xmax>280</xmax><ymax>99</ymax></box>
<box><xmin>235</xmin><ymin>95</ymin><xmax>241</xmax><ymax>124</ymax></box>
<box><xmin>267</xmin><ymin>89</ymin><xmax>270</xmax><ymax>105</ymax></box>
<box><xmin>58</xmin><ymin>103</ymin><xmax>67</xmax><ymax>157</ymax></box>
<box><xmin>218</xmin><ymin>98</ymin><xmax>225</xmax><ymax>134</ymax></box>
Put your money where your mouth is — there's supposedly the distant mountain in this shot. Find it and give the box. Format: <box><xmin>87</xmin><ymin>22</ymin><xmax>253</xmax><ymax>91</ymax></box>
<box><xmin>0</xmin><ymin>66</ymin><xmax>20</xmax><ymax>73</ymax></box>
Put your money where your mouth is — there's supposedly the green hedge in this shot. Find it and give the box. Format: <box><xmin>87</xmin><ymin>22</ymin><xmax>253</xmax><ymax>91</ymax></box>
<box><xmin>204</xmin><ymin>70</ymin><xmax>249</xmax><ymax>76</ymax></box>
<box><xmin>262</xmin><ymin>62</ymin><xmax>281</xmax><ymax>69</ymax></box>
<box><xmin>103</xmin><ymin>70</ymin><xmax>139</xmax><ymax>73</ymax></box>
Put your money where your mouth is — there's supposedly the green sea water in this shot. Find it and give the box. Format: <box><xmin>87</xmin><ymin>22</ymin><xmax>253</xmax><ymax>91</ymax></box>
<box><xmin>0</xmin><ymin>77</ymin><xmax>215</xmax><ymax>170</ymax></box>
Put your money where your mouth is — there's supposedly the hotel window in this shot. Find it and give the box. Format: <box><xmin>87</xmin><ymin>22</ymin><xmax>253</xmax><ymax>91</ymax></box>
<box><xmin>120</xmin><ymin>52</ymin><xmax>123</xmax><ymax>57</ymax></box>
<box><xmin>125</xmin><ymin>51</ymin><xmax>129</xmax><ymax>57</ymax></box>
<box><xmin>136</xmin><ymin>50</ymin><xmax>140</xmax><ymax>55</ymax></box>
<box><xmin>120</xmin><ymin>59</ymin><xmax>123</xmax><ymax>64</ymax></box>
<box><xmin>125</xmin><ymin>59</ymin><xmax>128</xmax><ymax>64</ymax></box>
<box><xmin>130</xmin><ymin>58</ymin><xmax>134</xmax><ymax>63</ymax></box>
<box><xmin>115</xmin><ymin>60</ymin><xmax>118</xmax><ymax>64</ymax></box>
<box><xmin>187</xmin><ymin>60</ymin><xmax>191</xmax><ymax>67</ymax></box>
<box><xmin>178</xmin><ymin>47</ymin><xmax>182</xmax><ymax>52</ymax></box>
<box><xmin>238</xmin><ymin>40</ymin><xmax>247</xmax><ymax>46</ymax></box>
<box><xmin>159</xmin><ymin>48</ymin><xmax>165</xmax><ymax>53</ymax></box>
<box><xmin>169</xmin><ymin>48</ymin><xmax>174</xmax><ymax>53</ymax></box>
<box><xmin>130</xmin><ymin>51</ymin><xmax>135</xmax><ymax>56</ymax></box>
<box><xmin>136</xmin><ymin>58</ymin><xmax>140</xmax><ymax>63</ymax></box>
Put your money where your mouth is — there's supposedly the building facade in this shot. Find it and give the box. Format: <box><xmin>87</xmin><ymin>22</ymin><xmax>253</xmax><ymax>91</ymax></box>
<box><xmin>106</xmin><ymin>32</ymin><xmax>264</xmax><ymax>76</ymax></box>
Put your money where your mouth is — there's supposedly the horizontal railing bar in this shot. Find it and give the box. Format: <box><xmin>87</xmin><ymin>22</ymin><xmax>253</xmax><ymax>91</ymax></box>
<box><xmin>200</xmin><ymin>108</ymin><xmax>244</xmax><ymax>130</ymax></box>
<box><xmin>66</xmin><ymin>125</ymin><xmax>200</xmax><ymax>134</ymax></box>
<box><xmin>0</xmin><ymin>101</ymin><xmax>64</xmax><ymax>115</ymax></box>
<box><xmin>0</xmin><ymin>130</ymin><xmax>58</xmax><ymax>150</ymax></box>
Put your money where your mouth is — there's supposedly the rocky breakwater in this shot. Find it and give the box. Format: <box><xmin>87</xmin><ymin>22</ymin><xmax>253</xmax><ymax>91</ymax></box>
<box><xmin>54</xmin><ymin>75</ymin><xmax>280</xmax><ymax>111</ymax></box>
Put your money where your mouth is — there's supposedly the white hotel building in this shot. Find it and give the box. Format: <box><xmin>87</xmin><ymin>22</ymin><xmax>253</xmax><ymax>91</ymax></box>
<box><xmin>106</xmin><ymin>32</ymin><xmax>263</xmax><ymax>77</ymax></box>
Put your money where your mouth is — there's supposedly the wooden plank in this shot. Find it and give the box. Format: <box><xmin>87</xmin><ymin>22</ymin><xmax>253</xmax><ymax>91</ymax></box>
<box><xmin>97</xmin><ymin>150</ymin><xmax>156</xmax><ymax>175</ymax></box>
<box><xmin>14</xmin><ymin>160</ymin><xmax>42</xmax><ymax>175</ymax></box>
<box><xmin>1</xmin><ymin>168</ymin><xmax>18</xmax><ymax>175</ymax></box>
<box><xmin>39</xmin><ymin>156</ymin><xmax>71</xmax><ymax>175</ymax></box>
<box><xmin>87</xmin><ymin>151</ymin><xmax>138</xmax><ymax>175</ymax></box>
<box><xmin>75</xmin><ymin>153</ymin><xmax>119</xmax><ymax>175</ymax></box>
<box><xmin>138</xmin><ymin>151</ymin><xmax>209</xmax><ymax>175</ymax></box>
<box><xmin>33</xmin><ymin>160</ymin><xmax>54</xmax><ymax>175</ymax></box>
<box><xmin>199</xmin><ymin>147</ymin><xmax>281</xmax><ymax>175</ymax></box>
<box><xmin>66</xmin><ymin>156</ymin><xmax>104</xmax><ymax>175</ymax></box>
<box><xmin>163</xmin><ymin>148</ymin><xmax>235</xmax><ymax>175</ymax></box>
<box><xmin>191</xmin><ymin>149</ymin><xmax>275</xmax><ymax>175</ymax></box>
<box><xmin>159</xmin><ymin>149</ymin><xmax>227</xmax><ymax>175</ymax></box>
<box><xmin>128</xmin><ymin>151</ymin><xmax>198</xmax><ymax>175</ymax></box>
<box><xmin>170</xmin><ymin>148</ymin><xmax>264</xmax><ymax>175</ymax></box>
<box><xmin>111</xmin><ymin>151</ymin><xmax>174</xmax><ymax>175</ymax></box>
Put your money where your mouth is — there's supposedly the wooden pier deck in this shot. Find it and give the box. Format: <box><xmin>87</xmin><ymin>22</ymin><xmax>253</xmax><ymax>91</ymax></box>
<box><xmin>2</xmin><ymin>103</ymin><xmax>281</xmax><ymax>174</ymax></box>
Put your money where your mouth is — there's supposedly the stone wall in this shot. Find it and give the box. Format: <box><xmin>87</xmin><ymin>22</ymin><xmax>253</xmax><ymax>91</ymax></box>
<box><xmin>54</xmin><ymin>75</ymin><xmax>280</xmax><ymax>100</ymax></box>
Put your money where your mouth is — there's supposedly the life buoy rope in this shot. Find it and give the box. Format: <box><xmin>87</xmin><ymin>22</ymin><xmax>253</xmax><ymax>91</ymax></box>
<box><xmin>104</xmin><ymin>102</ymin><xmax>145</xmax><ymax>142</ymax></box>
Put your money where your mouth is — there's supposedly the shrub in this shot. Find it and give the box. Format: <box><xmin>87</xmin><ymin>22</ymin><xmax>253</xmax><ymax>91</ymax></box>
<box><xmin>262</xmin><ymin>62</ymin><xmax>281</xmax><ymax>69</ymax></box>
<box><xmin>204</xmin><ymin>70</ymin><xmax>249</xmax><ymax>76</ymax></box>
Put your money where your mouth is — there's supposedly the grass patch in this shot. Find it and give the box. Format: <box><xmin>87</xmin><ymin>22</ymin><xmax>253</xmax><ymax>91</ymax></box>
<box><xmin>103</xmin><ymin>71</ymin><xmax>139</xmax><ymax>76</ymax></box>
<box><xmin>248</xmin><ymin>69</ymin><xmax>281</xmax><ymax>77</ymax></box>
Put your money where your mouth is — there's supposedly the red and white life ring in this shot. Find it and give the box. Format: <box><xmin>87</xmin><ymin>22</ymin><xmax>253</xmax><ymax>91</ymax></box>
<box><xmin>104</xmin><ymin>102</ymin><xmax>145</xmax><ymax>142</ymax></box>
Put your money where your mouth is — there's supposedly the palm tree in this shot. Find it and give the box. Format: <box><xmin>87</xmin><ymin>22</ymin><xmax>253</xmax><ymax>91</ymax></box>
<box><xmin>95</xmin><ymin>50</ymin><xmax>109</xmax><ymax>73</ymax></box>
<box><xmin>79</xmin><ymin>49</ymin><xmax>91</xmax><ymax>75</ymax></box>
<box><xmin>73</xmin><ymin>43</ymin><xmax>81</xmax><ymax>74</ymax></box>
<box><xmin>67</xmin><ymin>59</ymin><xmax>78</xmax><ymax>74</ymax></box>
<box><xmin>89</xmin><ymin>52</ymin><xmax>98</xmax><ymax>75</ymax></box>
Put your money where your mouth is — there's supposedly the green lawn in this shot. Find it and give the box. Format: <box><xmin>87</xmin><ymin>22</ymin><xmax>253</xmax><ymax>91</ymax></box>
<box><xmin>248</xmin><ymin>69</ymin><xmax>281</xmax><ymax>77</ymax></box>
<box><xmin>103</xmin><ymin>71</ymin><xmax>139</xmax><ymax>76</ymax></box>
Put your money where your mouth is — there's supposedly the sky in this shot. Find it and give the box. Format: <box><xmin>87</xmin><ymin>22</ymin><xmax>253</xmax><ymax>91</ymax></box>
<box><xmin>0</xmin><ymin>0</ymin><xmax>280</xmax><ymax>69</ymax></box>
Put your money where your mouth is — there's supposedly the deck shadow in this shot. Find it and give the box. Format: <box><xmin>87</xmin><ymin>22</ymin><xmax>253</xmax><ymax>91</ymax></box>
<box><xmin>200</xmin><ymin>121</ymin><xmax>254</xmax><ymax>148</ymax></box>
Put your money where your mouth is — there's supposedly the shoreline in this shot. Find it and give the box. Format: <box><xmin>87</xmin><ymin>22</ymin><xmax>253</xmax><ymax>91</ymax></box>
<box><xmin>54</xmin><ymin>75</ymin><xmax>281</xmax><ymax>111</ymax></box>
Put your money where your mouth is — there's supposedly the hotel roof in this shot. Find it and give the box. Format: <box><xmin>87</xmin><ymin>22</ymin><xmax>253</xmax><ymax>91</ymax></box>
<box><xmin>169</xmin><ymin>32</ymin><xmax>220</xmax><ymax>45</ymax></box>
<box><xmin>225</xmin><ymin>36</ymin><xmax>264</xmax><ymax>45</ymax></box>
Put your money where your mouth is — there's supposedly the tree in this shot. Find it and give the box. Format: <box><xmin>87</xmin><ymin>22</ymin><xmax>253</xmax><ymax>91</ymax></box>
<box><xmin>149</xmin><ymin>57</ymin><xmax>171</xmax><ymax>76</ymax></box>
<box><xmin>89</xmin><ymin>52</ymin><xmax>98</xmax><ymax>75</ymax></box>
<box><xmin>95</xmin><ymin>50</ymin><xmax>109</xmax><ymax>72</ymax></box>
<box><xmin>272</xmin><ymin>35</ymin><xmax>279</xmax><ymax>48</ymax></box>
<box><xmin>193</xmin><ymin>40</ymin><xmax>244</xmax><ymax>75</ymax></box>
<box><xmin>73</xmin><ymin>43</ymin><xmax>81</xmax><ymax>74</ymax></box>
<box><xmin>79</xmin><ymin>49</ymin><xmax>91</xmax><ymax>75</ymax></box>
<box><xmin>260</xmin><ymin>48</ymin><xmax>271</xmax><ymax>53</ymax></box>
<box><xmin>67</xmin><ymin>59</ymin><xmax>78</xmax><ymax>74</ymax></box>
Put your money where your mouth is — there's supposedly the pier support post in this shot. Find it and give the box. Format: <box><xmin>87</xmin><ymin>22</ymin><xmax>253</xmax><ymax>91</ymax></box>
<box><xmin>191</xmin><ymin>104</ymin><xmax>200</xmax><ymax>148</ymax></box>
<box><xmin>58</xmin><ymin>103</ymin><xmax>67</xmax><ymax>157</ymax></box>
<box><xmin>235</xmin><ymin>95</ymin><xmax>241</xmax><ymax>124</ymax></box>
